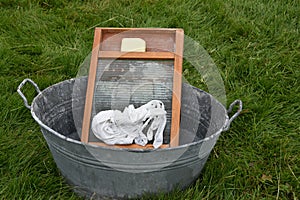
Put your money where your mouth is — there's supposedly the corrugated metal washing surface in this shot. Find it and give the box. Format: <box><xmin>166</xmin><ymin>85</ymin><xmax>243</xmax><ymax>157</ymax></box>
<box><xmin>93</xmin><ymin>59</ymin><xmax>174</xmax><ymax>144</ymax></box>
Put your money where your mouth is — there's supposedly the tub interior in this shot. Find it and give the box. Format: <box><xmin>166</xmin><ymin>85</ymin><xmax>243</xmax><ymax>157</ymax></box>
<box><xmin>32</xmin><ymin>78</ymin><xmax>226</xmax><ymax>147</ymax></box>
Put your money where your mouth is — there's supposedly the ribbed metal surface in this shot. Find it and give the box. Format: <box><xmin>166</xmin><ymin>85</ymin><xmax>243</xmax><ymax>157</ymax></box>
<box><xmin>93</xmin><ymin>59</ymin><xmax>174</xmax><ymax>143</ymax></box>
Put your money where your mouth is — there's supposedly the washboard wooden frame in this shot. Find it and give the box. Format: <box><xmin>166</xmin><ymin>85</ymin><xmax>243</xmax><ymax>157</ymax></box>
<box><xmin>81</xmin><ymin>28</ymin><xmax>184</xmax><ymax>149</ymax></box>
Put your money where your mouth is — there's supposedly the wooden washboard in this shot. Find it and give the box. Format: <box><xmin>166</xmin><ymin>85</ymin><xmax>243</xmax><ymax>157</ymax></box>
<box><xmin>81</xmin><ymin>28</ymin><xmax>184</xmax><ymax>149</ymax></box>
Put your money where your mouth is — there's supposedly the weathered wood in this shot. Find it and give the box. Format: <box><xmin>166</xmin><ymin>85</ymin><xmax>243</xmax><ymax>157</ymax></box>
<box><xmin>81</xmin><ymin>28</ymin><xmax>101</xmax><ymax>143</ymax></box>
<box><xmin>170</xmin><ymin>29</ymin><xmax>184</xmax><ymax>147</ymax></box>
<box><xmin>101</xmin><ymin>28</ymin><xmax>176</xmax><ymax>52</ymax></box>
<box><xmin>98</xmin><ymin>51</ymin><xmax>175</xmax><ymax>59</ymax></box>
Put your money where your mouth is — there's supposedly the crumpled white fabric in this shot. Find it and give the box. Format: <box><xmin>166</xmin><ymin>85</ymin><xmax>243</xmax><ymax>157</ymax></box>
<box><xmin>91</xmin><ymin>100</ymin><xmax>167</xmax><ymax>149</ymax></box>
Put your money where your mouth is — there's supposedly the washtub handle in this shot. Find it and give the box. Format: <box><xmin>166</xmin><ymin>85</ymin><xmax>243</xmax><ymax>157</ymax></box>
<box><xmin>223</xmin><ymin>99</ymin><xmax>243</xmax><ymax>131</ymax></box>
<box><xmin>17</xmin><ymin>78</ymin><xmax>41</xmax><ymax>109</ymax></box>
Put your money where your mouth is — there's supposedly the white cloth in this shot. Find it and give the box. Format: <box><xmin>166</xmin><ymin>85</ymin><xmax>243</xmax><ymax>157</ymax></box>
<box><xmin>91</xmin><ymin>100</ymin><xmax>167</xmax><ymax>148</ymax></box>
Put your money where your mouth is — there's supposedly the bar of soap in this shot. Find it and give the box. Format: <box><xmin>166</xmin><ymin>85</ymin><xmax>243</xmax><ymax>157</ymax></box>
<box><xmin>121</xmin><ymin>38</ymin><xmax>146</xmax><ymax>52</ymax></box>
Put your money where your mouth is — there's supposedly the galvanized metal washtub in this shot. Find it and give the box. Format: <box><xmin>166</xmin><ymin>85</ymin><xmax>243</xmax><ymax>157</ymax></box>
<box><xmin>17</xmin><ymin>77</ymin><xmax>242</xmax><ymax>199</ymax></box>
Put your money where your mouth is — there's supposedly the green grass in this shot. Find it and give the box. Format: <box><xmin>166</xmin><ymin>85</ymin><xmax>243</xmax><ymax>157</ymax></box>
<box><xmin>0</xmin><ymin>0</ymin><xmax>299</xmax><ymax>199</ymax></box>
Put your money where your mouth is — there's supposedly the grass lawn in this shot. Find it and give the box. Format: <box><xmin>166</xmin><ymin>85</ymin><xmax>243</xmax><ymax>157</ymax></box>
<box><xmin>0</xmin><ymin>0</ymin><xmax>299</xmax><ymax>199</ymax></box>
